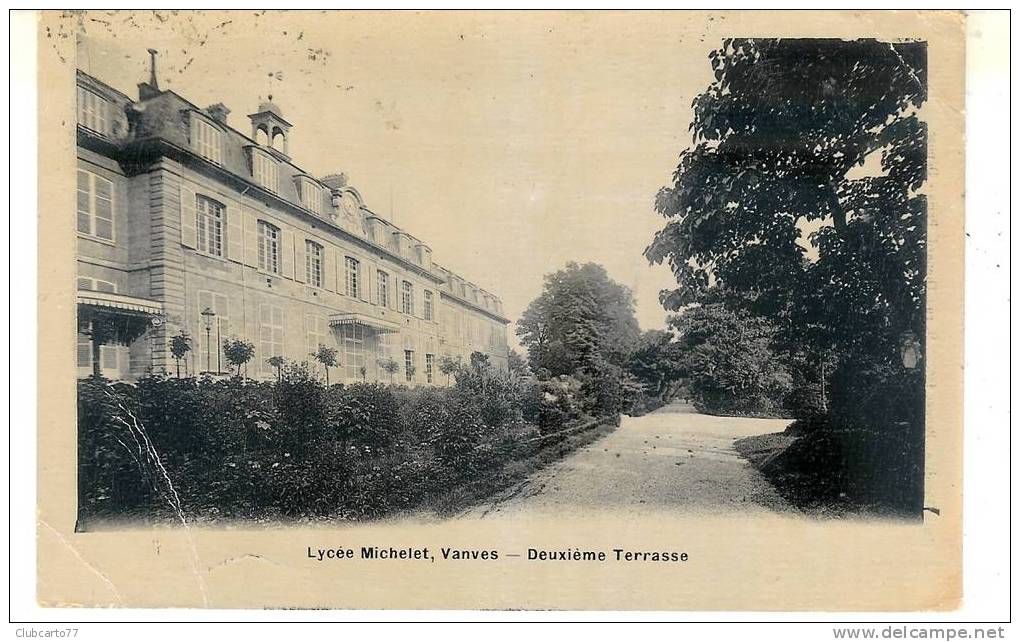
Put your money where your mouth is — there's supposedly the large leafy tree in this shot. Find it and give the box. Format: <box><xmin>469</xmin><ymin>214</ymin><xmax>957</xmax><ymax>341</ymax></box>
<box><xmin>645</xmin><ymin>38</ymin><xmax>927</xmax><ymax>369</ymax></box>
<box><xmin>517</xmin><ymin>262</ymin><xmax>641</xmax><ymax>378</ymax></box>
<box><xmin>669</xmin><ymin>304</ymin><xmax>792</xmax><ymax>413</ymax></box>
<box><xmin>626</xmin><ymin>329</ymin><xmax>685</xmax><ymax>398</ymax></box>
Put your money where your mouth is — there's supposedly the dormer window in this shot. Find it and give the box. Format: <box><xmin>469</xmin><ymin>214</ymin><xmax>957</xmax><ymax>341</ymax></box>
<box><xmin>297</xmin><ymin>176</ymin><xmax>324</xmax><ymax>216</ymax></box>
<box><xmin>77</xmin><ymin>87</ymin><xmax>109</xmax><ymax>136</ymax></box>
<box><xmin>191</xmin><ymin>115</ymin><xmax>223</xmax><ymax>165</ymax></box>
<box><xmin>251</xmin><ymin>148</ymin><xmax>279</xmax><ymax>193</ymax></box>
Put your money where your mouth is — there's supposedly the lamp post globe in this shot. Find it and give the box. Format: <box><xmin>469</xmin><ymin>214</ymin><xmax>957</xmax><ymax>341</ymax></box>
<box><xmin>900</xmin><ymin>331</ymin><xmax>921</xmax><ymax>370</ymax></box>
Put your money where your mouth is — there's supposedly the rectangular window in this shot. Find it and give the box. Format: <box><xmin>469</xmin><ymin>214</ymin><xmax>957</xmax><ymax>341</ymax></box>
<box><xmin>342</xmin><ymin>325</ymin><xmax>366</xmax><ymax>381</ymax></box>
<box><xmin>404</xmin><ymin>349</ymin><xmax>415</xmax><ymax>382</ymax></box>
<box><xmin>77</xmin><ymin>169</ymin><xmax>114</xmax><ymax>241</ymax></box>
<box><xmin>344</xmin><ymin>257</ymin><xmax>360</xmax><ymax>298</ymax></box>
<box><xmin>197</xmin><ymin>291</ymin><xmax>229</xmax><ymax>373</ymax></box>
<box><xmin>252</xmin><ymin>150</ymin><xmax>279</xmax><ymax>192</ymax></box>
<box><xmin>192</xmin><ymin>117</ymin><xmax>223</xmax><ymax>164</ymax></box>
<box><xmin>195</xmin><ymin>195</ymin><xmax>224</xmax><ymax>257</ymax></box>
<box><xmin>424</xmin><ymin>290</ymin><xmax>434</xmax><ymax>322</ymax></box>
<box><xmin>375</xmin><ymin>332</ymin><xmax>392</xmax><ymax>380</ymax></box>
<box><xmin>101</xmin><ymin>345</ymin><xmax>120</xmax><ymax>371</ymax></box>
<box><xmin>258</xmin><ymin>220</ymin><xmax>280</xmax><ymax>274</ymax></box>
<box><xmin>305</xmin><ymin>314</ymin><xmax>329</xmax><ymax>358</ymax></box>
<box><xmin>401</xmin><ymin>281</ymin><xmax>414</xmax><ymax>315</ymax></box>
<box><xmin>425</xmin><ymin>353</ymin><xmax>435</xmax><ymax>384</ymax></box>
<box><xmin>259</xmin><ymin>303</ymin><xmax>285</xmax><ymax>373</ymax></box>
<box><xmin>376</xmin><ymin>270</ymin><xmax>389</xmax><ymax>307</ymax></box>
<box><xmin>77</xmin><ymin>87</ymin><xmax>109</xmax><ymax>135</ymax></box>
<box><xmin>305</xmin><ymin>240</ymin><xmax>323</xmax><ymax>287</ymax></box>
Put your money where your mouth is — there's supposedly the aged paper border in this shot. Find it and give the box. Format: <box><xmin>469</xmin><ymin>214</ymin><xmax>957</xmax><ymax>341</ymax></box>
<box><xmin>36</xmin><ymin>9</ymin><xmax>965</xmax><ymax>611</ymax></box>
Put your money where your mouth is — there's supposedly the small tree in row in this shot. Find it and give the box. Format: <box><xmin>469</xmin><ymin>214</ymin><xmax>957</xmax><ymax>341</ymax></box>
<box><xmin>170</xmin><ymin>332</ymin><xmax>192</xmax><ymax>378</ymax></box>
<box><xmin>438</xmin><ymin>355</ymin><xmax>459</xmax><ymax>385</ymax></box>
<box><xmin>312</xmin><ymin>345</ymin><xmax>340</xmax><ymax>386</ymax></box>
<box><xmin>378</xmin><ymin>357</ymin><xmax>400</xmax><ymax>384</ymax></box>
<box><xmin>267</xmin><ymin>355</ymin><xmax>286</xmax><ymax>382</ymax></box>
<box><xmin>223</xmin><ymin>338</ymin><xmax>255</xmax><ymax>377</ymax></box>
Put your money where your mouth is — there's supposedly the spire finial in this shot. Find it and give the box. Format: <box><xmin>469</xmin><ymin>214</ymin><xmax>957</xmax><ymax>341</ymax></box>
<box><xmin>147</xmin><ymin>48</ymin><xmax>159</xmax><ymax>91</ymax></box>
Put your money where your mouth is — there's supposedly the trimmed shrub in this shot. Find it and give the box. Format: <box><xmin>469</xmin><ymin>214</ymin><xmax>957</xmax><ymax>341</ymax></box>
<box><xmin>77</xmin><ymin>358</ymin><xmax>621</xmax><ymax>525</ymax></box>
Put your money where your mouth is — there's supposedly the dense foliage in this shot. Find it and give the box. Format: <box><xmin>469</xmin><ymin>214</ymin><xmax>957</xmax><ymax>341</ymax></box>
<box><xmin>517</xmin><ymin>262</ymin><xmax>640</xmax><ymax>376</ymax></box>
<box><xmin>78</xmin><ymin>352</ymin><xmax>615</xmax><ymax>524</ymax></box>
<box><xmin>646</xmin><ymin>38</ymin><xmax>926</xmax><ymax>407</ymax></box>
<box><xmin>646</xmin><ymin>38</ymin><xmax>928</xmax><ymax>512</ymax></box>
<box><xmin>517</xmin><ymin>262</ymin><xmax>643</xmax><ymax>418</ymax></box>
<box><xmin>669</xmin><ymin>304</ymin><xmax>792</xmax><ymax>415</ymax></box>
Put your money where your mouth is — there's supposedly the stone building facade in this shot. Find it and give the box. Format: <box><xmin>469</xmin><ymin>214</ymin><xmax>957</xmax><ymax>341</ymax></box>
<box><xmin>75</xmin><ymin>59</ymin><xmax>509</xmax><ymax>384</ymax></box>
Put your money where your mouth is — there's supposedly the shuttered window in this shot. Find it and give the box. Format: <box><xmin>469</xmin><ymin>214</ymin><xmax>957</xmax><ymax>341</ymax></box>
<box><xmin>259</xmin><ymin>303</ymin><xmax>285</xmax><ymax>372</ymax></box>
<box><xmin>77</xmin><ymin>335</ymin><xmax>92</xmax><ymax>368</ymax></box>
<box><xmin>77</xmin><ymin>170</ymin><xmax>114</xmax><ymax>241</ymax></box>
<box><xmin>298</xmin><ymin>177</ymin><xmax>324</xmax><ymax>215</ymax></box>
<box><xmin>197</xmin><ymin>291</ymin><xmax>229</xmax><ymax>373</ymax></box>
<box><xmin>77</xmin><ymin>277</ymin><xmax>117</xmax><ymax>293</ymax></box>
<box><xmin>252</xmin><ymin>149</ymin><xmax>279</xmax><ymax>192</ymax></box>
<box><xmin>77</xmin><ymin>87</ymin><xmax>109</xmax><ymax>135</ymax></box>
<box><xmin>305</xmin><ymin>314</ymin><xmax>329</xmax><ymax>357</ymax></box>
<box><xmin>192</xmin><ymin>117</ymin><xmax>223</xmax><ymax>164</ymax></box>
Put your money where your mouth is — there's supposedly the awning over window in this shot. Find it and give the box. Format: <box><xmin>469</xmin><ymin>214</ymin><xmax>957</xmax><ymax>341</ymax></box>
<box><xmin>77</xmin><ymin>291</ymin><xmax>164</xmax><ymax>317</ymax></box>
<box><xmin>329</xmin><ymin>312</ymin><xmax>401</xmax><ymax>334</ymax></box>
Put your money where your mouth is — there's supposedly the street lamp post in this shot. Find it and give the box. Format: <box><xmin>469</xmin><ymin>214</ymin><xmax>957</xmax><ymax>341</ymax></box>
<box><xmin>201</xmin><ymin>307</ymin><xmax>216</xmax><ymax>374</ymax></box>
<box><xmin>899</xmin><ymin>329</ymin><xmax>924</xmax><ymax>518</ymax></box>
<box><xmin>216</xmin><ymin>316</ymin><xmax>222</xmax><ymax>374</ymax></box>
<box><xmin>900</xmin><ymin>331</ymin><xmax>922</xmax><ymax>370</ymax></box>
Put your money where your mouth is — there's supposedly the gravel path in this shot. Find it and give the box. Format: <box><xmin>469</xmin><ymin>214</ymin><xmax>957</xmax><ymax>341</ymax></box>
<box><xmin>465</xmin><ymin>402</ymin><xmax>799</xmax><ymax>519</ymax></box>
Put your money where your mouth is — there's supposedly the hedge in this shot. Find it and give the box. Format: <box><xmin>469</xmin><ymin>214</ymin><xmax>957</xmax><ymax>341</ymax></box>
<box><xmin>78</xmin><ymin>361</ymin><xmax>617</xmax><ymax>525</ymax></box>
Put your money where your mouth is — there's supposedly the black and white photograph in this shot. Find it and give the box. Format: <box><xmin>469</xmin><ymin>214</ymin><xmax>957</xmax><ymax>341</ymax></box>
<box><xmin>71</xmin><ymin>13</ymin><xmax>928</xmax><ymax>529</ymax></box>
<box><xmin>20</xmin><ymin>8</ymin><xmax>997</xmax><ymax>621</ymax></box>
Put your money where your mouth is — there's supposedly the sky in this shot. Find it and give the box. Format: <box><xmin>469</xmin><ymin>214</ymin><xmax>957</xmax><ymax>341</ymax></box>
<box><xmin>71</xmin><ymin>10</ymin><xmax>722</xmax><ymax>348</ymax></box>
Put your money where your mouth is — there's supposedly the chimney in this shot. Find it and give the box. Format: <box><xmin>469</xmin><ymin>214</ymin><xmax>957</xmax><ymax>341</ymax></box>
<box><xmin>320</xmin><ymin>173</ymin><xmax>349</xmax><ymax>190</ymax></box>
<box><xmin>137</xmin><ymin>48</ymin><xmax>162</xmax><ymax>100</ymax></box>
<box><xmin>206</xmin><ymin>103</ymin><xmax>231</xmax><ymax>125</ymax></box>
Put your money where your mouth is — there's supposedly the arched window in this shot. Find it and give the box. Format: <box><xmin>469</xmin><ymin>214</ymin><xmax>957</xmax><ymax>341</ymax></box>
<box><xmin>271</xmin><ymin>127</ymin><xmax>286</xmax><ymax>151</ymax></box>
<box><xmin>255</xmin><ymin>125</ymin><xmax>270</xmax><ymax>147</ymax></box>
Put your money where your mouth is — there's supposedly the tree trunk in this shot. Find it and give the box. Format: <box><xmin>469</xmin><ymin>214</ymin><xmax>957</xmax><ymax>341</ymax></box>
<box><xmin>827</xmin><ymin>184</ymin><xmax>847</xmax><ymax>232</ymax></box>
